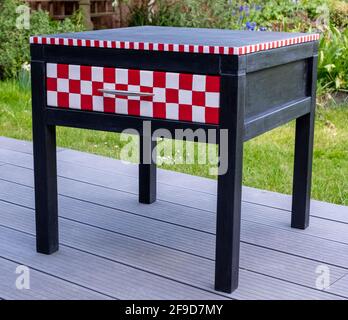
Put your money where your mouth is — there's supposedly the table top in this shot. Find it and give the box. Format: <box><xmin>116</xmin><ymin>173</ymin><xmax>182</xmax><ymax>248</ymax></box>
<box><xmin>30</xmin><ymin>26</ymin><xmax>319</xmax><ymax>56</ymax></box>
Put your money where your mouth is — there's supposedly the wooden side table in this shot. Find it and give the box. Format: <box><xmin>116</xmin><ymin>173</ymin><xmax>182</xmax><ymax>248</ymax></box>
<box><xmin>30</xmin><ymin>26</ymin><xmax>319</xmax><ymax>293</ymax></box>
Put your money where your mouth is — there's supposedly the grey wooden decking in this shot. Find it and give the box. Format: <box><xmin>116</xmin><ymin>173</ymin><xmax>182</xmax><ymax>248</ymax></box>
<box><xmin>0</xmin><ymin>136</ymin><xmax>347</xmax><ymax>300</ymax></box>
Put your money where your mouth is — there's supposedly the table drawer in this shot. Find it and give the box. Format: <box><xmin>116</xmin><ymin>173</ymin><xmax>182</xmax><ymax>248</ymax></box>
<box><xmin>46</xmin><ymin>63</ymin><xmax>220</xmax><ymax>124</ymax></box>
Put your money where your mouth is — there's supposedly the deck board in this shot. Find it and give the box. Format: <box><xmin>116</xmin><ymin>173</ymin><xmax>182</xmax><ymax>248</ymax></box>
<box><xmin>2</xmin><ymin>165</ymin><xmax>348</xmax><ymax>268</ymax></box>
<box><xmin>0</xmin><ymin>256</ymin><xmax>111</xmax><ymax>300</ymax></box>
<box><xmin>0</xmin><ymin>136</ymin><xmax>347</xmax><ymax>300</ymax></box>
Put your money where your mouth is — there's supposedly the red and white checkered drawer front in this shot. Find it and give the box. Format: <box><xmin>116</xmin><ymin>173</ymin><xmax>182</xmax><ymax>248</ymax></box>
<box><xmin>46</xmin><ymin>63</ymin><xmax>220</xmax><ymax>124</ymax></box>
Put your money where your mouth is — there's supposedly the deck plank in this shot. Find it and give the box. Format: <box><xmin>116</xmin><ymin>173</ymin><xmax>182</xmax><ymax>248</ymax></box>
<box><xmin>0</xmin><ymin>256</ymin><xmax>111</xmax><ymax>300</ymax></box>
<box><xmin>0</xmin><ymin>225</ymin><xmax>226</xmax><ymax>300</ymax></box>
<box><xmin>0</xmin><ymin>199</ymin><xmax>343</xmax><ymax>300</ymax></box>
<box><xmin>0</xmin><ymin>136</ymin><xmax>64</xmax><ymax>154</ymax></box>
<box><xmin>0</xmin><ymin>174</ymin><xmax>347</xmax><ymax>298</ymax></box>
<box><xmin>327</xmin><ymin>275</ymin><xmax>348</xmax><ymax>297</ymax></box>
<box><xmin>1</xmin><ymin>165</ymin><xmax>348</xmax><ymax>269</ymax></box>
<box><xmin>0</xmin><ymin>138</ymin><xmax>347</xmax><ymax>300</ymax></box>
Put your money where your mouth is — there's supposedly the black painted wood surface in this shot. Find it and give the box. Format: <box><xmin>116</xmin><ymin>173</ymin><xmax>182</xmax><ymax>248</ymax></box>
<box><xmin>46</xmin><ymin>26</ymin><xmax>314</xmax><ymax>48</ymax></box>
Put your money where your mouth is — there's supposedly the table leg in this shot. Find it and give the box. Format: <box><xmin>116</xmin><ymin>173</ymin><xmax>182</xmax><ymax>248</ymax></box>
<box><xmin>291</xmin><ymin>111</ymin><xmax>315</xmax><ymax>229</ymax></box>
<box><xmin>139</xmin><ymin>135</ymin><xmax>157</xmax><ymax>204</ymax></box>
<box><xmin>291</xmin><ymin>55</ymin><xmax>318</xmax><ymax>229</ymax></box>
<box><xmin>215</xmin><ymin>73</ymin><xmax>245</xmax><ymax>293</ymax></box>
<box><xmin>32</xmin><ymin>61</ymin><xmax>59</xmax><ymax>254</ymax></box>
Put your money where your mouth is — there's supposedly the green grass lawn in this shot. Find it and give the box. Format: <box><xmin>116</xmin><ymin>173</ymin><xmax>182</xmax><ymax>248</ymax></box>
<box><xmin>1</xmin><ymin>80</ymin><xmax>347</xmax><ymax>205</ymax></box>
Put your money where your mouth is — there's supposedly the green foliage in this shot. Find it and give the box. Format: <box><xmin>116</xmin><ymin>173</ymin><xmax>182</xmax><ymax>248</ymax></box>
<box><xmin>0</xmin><ymin>0</ymin><xmax>85</xmax><ymax>80</ymax></box>
<box><xmin>329</xmin><ymin>0</ymin><xmax>348</xmax><ymax>29</ymax></box>
<box><xmin>318</xmin><ymin>25</ymin><xmax>348</xmax><ymax>93</ymax></box>
<box><xmin>127</xmin><ymin>0</ymin><xmax>330</xmax><ymax>31</ymax></box>
<box><xmin>127</xmin><ymin>0</ymin><xmax>348</xmax><ymax>95</ymax></box>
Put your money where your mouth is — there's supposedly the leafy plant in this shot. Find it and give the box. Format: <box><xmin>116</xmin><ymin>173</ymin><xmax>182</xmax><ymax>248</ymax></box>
<box><xmin>0</xmin><ymin>0</ymin><xmax>85</xmax><ymax>80</ymax></box>
<box><xmin>126</xmin><ymin>0</ymin><xmax>348</xmax><ymax>96</ymax></box>
<box><xmin>329</xmin><ymin>0</ymin><xmax>348</xmax><ymax>29</ymax></box>
<box><xmin>318</xmin><ymin>25</ymin><xmax>348</xmax><ymax>93</ymax></box>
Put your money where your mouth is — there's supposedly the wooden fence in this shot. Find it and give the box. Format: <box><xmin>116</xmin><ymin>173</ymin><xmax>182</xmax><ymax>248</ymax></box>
<box><xmin>26</xmin><ymin>0</ymin><xmax>133</xmax><ymax>29</ymax></box>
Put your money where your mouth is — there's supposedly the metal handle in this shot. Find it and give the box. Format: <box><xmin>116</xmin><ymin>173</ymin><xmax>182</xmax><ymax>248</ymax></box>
<box><xmin>98</xmin><ymin>88</ymin><xmax>155</xmax><ymax>97</ymax></box>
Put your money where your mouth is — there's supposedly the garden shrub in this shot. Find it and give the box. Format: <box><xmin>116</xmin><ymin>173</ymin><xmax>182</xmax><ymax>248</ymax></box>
<box><xmin>318</xmin><ymin>25</ymin><xmax>348</xmax><ymax>93</ymax></box>
<box><xmin>126</xmin><ymin>0</ymin><xmax>348</xmax><ymax>95</ymax></box>
<box><xmin>0</xmin><ymin>0</ymin><xmax>85</xmax><ymax>80</ymax></box>
<box><xmin>329</xmin><ymin>0</ymin><xmax>348</xmax><ymax>29</ymax></box>
<box><xmin>127</xmin><ymin>0</ymin><xmax>330</xmax><ymax>31</ymax></box>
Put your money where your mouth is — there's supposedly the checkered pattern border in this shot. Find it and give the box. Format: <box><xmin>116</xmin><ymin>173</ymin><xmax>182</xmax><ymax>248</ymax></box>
<box><xmin>31</xmin><ymin>34</ymin><xmax>320</xmax><ymax>56</ymax></box>
<box><xmin>46</xmin><ymin>63</ymin><xmax>221</xmax><ymax>124</ymax></box>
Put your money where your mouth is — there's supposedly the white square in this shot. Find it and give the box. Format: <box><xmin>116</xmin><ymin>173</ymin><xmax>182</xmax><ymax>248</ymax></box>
<box><xmin>92</xmin><ymin>66</ymin><xmax>103</xmax><ymax>82</ymax></box>
<box><xmin>165</xmin><ymin>103</ymin><xmax>179</xmax><ymax>120</ymax></box>
<box><xmin>140</xmin><ymin>101</ymin><xmax>153</xmax><ymax>117</ymax></box>
<box><xmin>205</xmin><ymin>92</ymin><xmax>220</xmax><ymax>108</ymax></box>
<box><xmin>103</xmin><ymin>83</ymin><xmax>115</xmax><ymax>90</ymax></box>
<box><xmin>140</xmin><ymin>70</ymin><xmax>153</xmax><ymax>87</ymax></box>
<box><xmin>128</xmin><ymin>85</ymin><xmax>141</xmax><ymax>100</ymax></box>
<box><xmin>192</xmin><ymin>106</ymin><xmax>205</xmax><ymax>123</ymax></box>
<box><xmin>81</xmin><ymin>81</ymin><xmax>93</xmax><ymax>95</ymax></box>
<box><xmin>69</xmin><ymin>65</ymin><xmax>80</xmax><ymax>80</ymax></box>
<box><xmin>116</xmin><ymin>69</ymin><xmax>128</xmax><ymax>84</ymax></box>
<box><xmin>69</xmin><ymin>94</ymin><xmax>81</xmax><ymax>109</ymax></box>
<box><xmin>102</xmin><ymin>83</ymin><xmax>115</xmax><ymax>97</ymax></box>
<box><xmin>115</xmin><ymin>98</ymin><xmax>128</xmax><ymax>114</ymax></box>
<box><xmin>57</xmin><ymin>78</ymin><xmax>69</xmax><ymax>93</ymax></box>
<box><xmin>46</xmin><ymin>63</ymin><xmax>57</xmax><ymax>78</ymax></box>
<box><xmin>192</xmin><ymin>75</ymin><xmax>206</xmax><ymax>92</ymax></box>
<box><xmin>47</xmin><ymin>91</ymin><xmax>58</xmax><ymax>107</ymax></box>
<box><xmin>153</xmin><ymin>87</ymin><xmax>166</xmax><ymax>103</ymax></box>
<box><xmin>92</xmin><ymin>96</ymin><xmax>104</xmax><ymax>112</ymax></box>
<box><xmin>166</xmin><ymin>73</ymin><xmax>179</xmax><ymax>89</ymax></box>
<box><xmin>178</xmin><ymin>90</ymin><xmax>192</xmax><ymax>105</ymax></box>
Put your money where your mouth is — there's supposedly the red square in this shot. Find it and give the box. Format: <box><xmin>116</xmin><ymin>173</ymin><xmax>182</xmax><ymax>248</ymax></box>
<box><xmin>103</xmin><ymin>97</ymin><xmax>115</xmax><ymax>113</ymax></box>
<box><xmin>179</xmin><ymin>105</ymin><xmax>192</xmax><ymax>122</ymax></box>
<box><xmin>46</xmin><ymin>78</ymin><xmax>57</xmax><ymax>91</ymax></box>
<box><xmin>206</xmin><ymin>76</ymin><xmax>220</xmax><ymax>92</ymax></box>
<box><xmin>205</xmin><ymin>107</ymin><xmax>219</xmax><ymax>124</ymax></box>
<box><xmin>57</xmin><ymin>92</ymin><xmax>69</xmax><ymax>108</ymax></box>
<box><xmin>179</xmin><ymin>73</ymin><xmax>193</xmax><ymax>90</ymax></box>
<box><xmin>127</xmin><ymin>100</ymin><xmax>140</xmax><ymax>116</ymax></box>
<box><xmin>103</xmin><ymin>67</ymin><xmax>115</xmax><ymax>83</ymax></box>
<box><xmin>128</xmin><ymin>69</ymin><xmax>140</xmax><ymax>85</ymax></box>
<box><xmin>166</xmin><ymin>89</ymin><xmax>179</xmax><ymax>103</ymax></box>
<box><xmin>69</xmin><ymin>80</ymin><xmax>80</xmax><ymax>94</ymax></box>
<box><xmin>192</xmin><ymin>91</ymin><xmax>205</xmax><ymax>106</ymax></box>
<box><xmin>92</xmin><ymin>82</ymin><xmax>103</xmax><ymax>96</ymax></box>
<box><xmin>81</xmin><ymin>95</ymin><xmax>93</xmax><ymax>111</ymax></box>
<box><xmin>153</xmin><ymin>102</ymin><xmax>166</xmax><ymax>119</ymax></box>
<box><xmin>153</xmin><ymin>71</ymin><xmax>166</xmax><ymax>87</ymax></box>
<box><xmin>115</xmin><ymin>84</ymin><xmax>128</xmax><ymax>99</ymax></box>
<box><xmin>115</xmin><ymin>84</ymin><xmax>128</xmax><ymax>91</ymax></box>
<box><xmin>140</xmin><ymin>86</ymin><xmax>153</xmax><ymax>101</ymax></box>
<box><xmin>57</xmin><ymin>64</ymin><xmax>69</xmax><ymax>79</ymax></box>
<box><xmin>80</xmin><ymin>65</ymin><xmax>92</xmax><ymax>81</ymax></box>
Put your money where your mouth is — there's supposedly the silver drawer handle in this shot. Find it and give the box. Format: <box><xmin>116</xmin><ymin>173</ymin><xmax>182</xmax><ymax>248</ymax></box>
<box><xmin>98</xmin><ymin>89</ymin><xmax>155</xmax><ymax>97</ymax></box>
